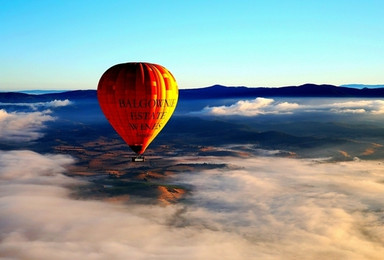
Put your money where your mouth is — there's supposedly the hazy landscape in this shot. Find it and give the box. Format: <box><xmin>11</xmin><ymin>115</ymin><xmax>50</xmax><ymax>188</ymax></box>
<box><xmin>1</xmin><ymin>84</ymin><xmax>384</xmax><ymax>259</ymax></box>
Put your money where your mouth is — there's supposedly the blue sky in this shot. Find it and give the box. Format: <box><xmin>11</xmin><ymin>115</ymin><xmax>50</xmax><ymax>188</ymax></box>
<box><xmin>1</xmin><ymin>0</ymin><xmax>383</xmax><ymax>90</ymax></box>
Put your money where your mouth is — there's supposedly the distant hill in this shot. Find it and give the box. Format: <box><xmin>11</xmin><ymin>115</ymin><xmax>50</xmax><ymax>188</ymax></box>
<box><xmin>0</xmin><ymin>90</ymin><xmax>97</xmax><ymax>103</ymax></box>
<box><xmin>18</xmin><ymin>90</ymin><xmax>68</xmax><ymax>94</ymax></box>
<box><xmin>341</xmin><ymin>84</ymin><xmax>384</xmax><ymax>89</ymax></box>
<box><xmin>2</xmin><ymin>84</ymin><xmax>384</xmax><ymax>102</ymax></box>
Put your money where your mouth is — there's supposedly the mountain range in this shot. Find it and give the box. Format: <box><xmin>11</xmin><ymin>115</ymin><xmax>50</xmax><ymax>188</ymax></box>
<box><xmin>179</xmin><ymin>84</ymin><xmax>384</xmax><ymax>99</ymax></box>
<box><xmin>2</xmin><ymin>83</ymin><xmax>384</xmax><ymax>102</ymax></box>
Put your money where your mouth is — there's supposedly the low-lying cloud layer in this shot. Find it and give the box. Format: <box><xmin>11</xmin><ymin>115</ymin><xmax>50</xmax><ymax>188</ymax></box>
<box><xmin>199</xmin><ymin>98</ymin><xmax>384</xmax><ymax>116</ymax></box>
<box><xmin>0</xmin><ymin>109</ymin><xmax>55</xmax><ymax>142</ymax></box>
<box><xmin>1</xmin><ymin>149</ymin><xmax>384</xmax><ymax>259</ymax></box>
<box><xmin>0</xmin><ymin>99</ymin><xmax>72</xmax><ymax>110</ymax></box>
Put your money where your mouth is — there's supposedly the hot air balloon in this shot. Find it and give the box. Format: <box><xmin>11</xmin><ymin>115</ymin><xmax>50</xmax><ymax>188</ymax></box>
<box><xmin>97</xmin><ymin>62</ymin><xmax>178</xmax><ymax>161</ymax></box>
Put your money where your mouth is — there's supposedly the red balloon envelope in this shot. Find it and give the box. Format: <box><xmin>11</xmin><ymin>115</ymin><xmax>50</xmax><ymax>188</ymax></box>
<box><xmin>97</xmin><ymin>62</ymin><xmax>178</xmax><ymax>155</ymax></box>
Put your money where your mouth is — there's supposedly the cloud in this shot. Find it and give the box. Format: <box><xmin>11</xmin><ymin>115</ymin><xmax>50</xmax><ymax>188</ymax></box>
<box><xmin>0</xmin><ymin>150</ymin><xmax>254</xmax><ymax>260</ymax></box>
<box><xmin>0</xmin><ymin>150</ymin><xmax>75</xmax><ymax>182</ymax></box>
<box><xmin>45</xmin><ymin>99</ymin><xmax>72</xmax><ymax>107</ymax></box>
<box><xmin>0</xmin><ymin>109</ymin><xmax>55</xmax><ymax>142</ymax></box>
<box><xmin>0</xmin><ymin>99</ymin><xmax>72</xmax><ymax>110</ymax></box>
<box><xmin>327</xmin><ymin>100</ymin><xmax>384</xmax><ymax>114</ymax></box>
<box><xmin>173</xmin><ymin>156</ymin><xmax>384</xmax><ymax>259</ymax></box>
<box><xmin>330</xmin><ymin>108</ymin><xmax>366</xmax><ymax>114</ymax></box>
<box><xmin>1</xmin><ymin>149</ymin><xmax>384</xmax><ymax>259</ymax></box>
<box><xmin>197</xmin><ymin>98</ymin><xmax>384</xmax><ymax>116</ymax></box>
<box><xmin>370</xmin><ymin>101</ymin><xmax>384</xmax><ymax>114</ymax></box>
<box><xmin>200</xmin><ymin>98</ymin><xmax>300</xmax><ymax>116</ymax></box>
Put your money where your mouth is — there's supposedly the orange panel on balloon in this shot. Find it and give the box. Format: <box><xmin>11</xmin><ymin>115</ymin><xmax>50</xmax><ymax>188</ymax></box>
<box><xmin>97</xmin><ymin>62</ymin><xmax>178</xmax><ymax>155</ymax></box>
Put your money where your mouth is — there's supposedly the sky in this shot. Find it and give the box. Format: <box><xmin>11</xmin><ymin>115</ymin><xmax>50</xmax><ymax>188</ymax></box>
<box><xmin>1</xmin><ymin>0</ymin><xmax>384</xmax><ymax>90</ymax></box>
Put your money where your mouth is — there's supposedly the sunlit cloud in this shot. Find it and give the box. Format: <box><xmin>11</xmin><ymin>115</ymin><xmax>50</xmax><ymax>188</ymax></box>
<box><xmin>0</xmin><ymin>150</ymin><xmax>255</xmax><ymax>260</ymax></box>
<box><xmin>0</xmin><ymin>109</ymin><xmax>55</xmax><ymax>142</ymax></box>
<box><xmin>370</xmin><ymin>100</ymin><xmax>384</xmax><ymax>114</ymax></box>
<box><xmin>330</xmin><ymin>108</ymin><xmax>366</xmax><ymax>114</ymax></box>
<box><xmin>0</xmin><ymin>150</ymin><xmax>75</xmax><ymax>183</ymax></box>
<box><xmin>198</xmin><ymin>98</ymin><xmax>384</xmax><ymax>116</ymax></box>
<box><xmin>1</xmin><ymin>149</ymin><xmax>384</xmax><ymax>259</ymax></box>
<box><xmin>327</xmin><ymin>100</ymin><xmax>384</xmax><ymax>114</ymax></box>
<box><xmin>45</xmin><ymin>99</ymin><xmax>72</xmax><ymax>107</ymax></box>
<box><xmin>0</xmin><ymin>99</ymin><xmax>72</xmax><ymax>110</ymax></box>
<box><xmin>200</xmin><ymin>98</ymin><xmax>300</xmax><ymax>116</ymax></box>
<box><xmin>173</xmin><ymin>156</ymin><xmax>384</xmax><ymax>259</ymax></box>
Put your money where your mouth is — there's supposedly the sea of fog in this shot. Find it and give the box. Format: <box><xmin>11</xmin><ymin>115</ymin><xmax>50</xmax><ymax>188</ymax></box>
<box><xmin>1</xmin><ymin>96</ymin><xmax>384</xmax><ymax>259</ymax></box>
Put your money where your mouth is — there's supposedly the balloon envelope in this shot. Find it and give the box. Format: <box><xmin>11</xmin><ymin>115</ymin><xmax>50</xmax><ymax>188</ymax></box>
<box><xmin>97</xmin><ymin>62</ymin><xmax>178</xmax><ymax>155</ymax></box>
